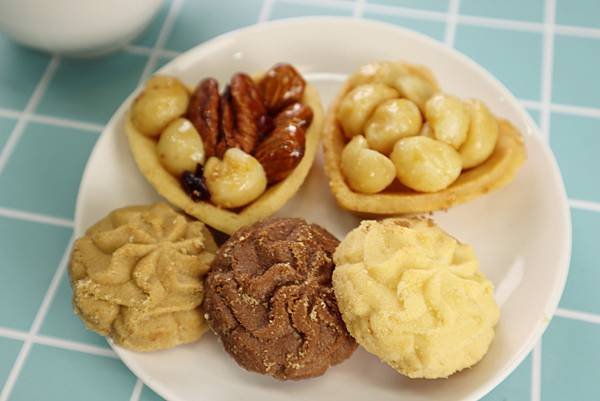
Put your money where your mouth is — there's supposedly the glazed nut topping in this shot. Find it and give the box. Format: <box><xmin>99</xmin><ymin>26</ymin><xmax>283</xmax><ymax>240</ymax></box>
<box><xmin>203</xmin><ymin>148</ymin><xmax>267</xmax><ymax>208</ymax></box>
<box><xmin>365</xmin><ymin>98</ymin><xmax>422</xmax><ymax>155</ymax></box>
<box><xmin>393</xmin><ymin>74</ymin><xmax>435</xmax><ymax>111</ymax></box>
<box><xmin>131</xmin><ymin>75</ymin><xmax>190</xmax><ymax>137</ymax></box>
<box><xmin>336</xmin><ymin>83</ymin><xmax>398</xmax><ymax>138</ymax></box>
<box><xmin>341</xmin><ymin>135</ymin><xmax>396</xmax><ymax>194</ymax></box>
<box><xmin>390</xmin><ymin>136</ymin><xmax>462</xmax><ymax>193</ymax></box>
<box><xmin>425</xmin><ymin>93</ymin><xmax>471</xmax><ymax>149</ymax></box>
<box><xmin>156</xmin><ymin>118</ymin><xmax>205</xmax><ymax>176</ymax></box>
<box><xmin>460</xmin><ymin>100</ymin><xmax>499</xmax><ymax>169</ymax></box>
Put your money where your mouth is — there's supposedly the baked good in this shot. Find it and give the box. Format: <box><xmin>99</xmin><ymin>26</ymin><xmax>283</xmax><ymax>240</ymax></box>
<box><xmin>323</xmin><ymin>60</ymin><xmax>526</xmax><ymax>214</ymax></box>
<box><xmin>69</xmin><ymin>203</ymin><xmax>217</xmax><ymax>352</ymax></box>
<box><xmin>202</xmin><ymin>218</ymin><xmax>357</xmax><ymax>380</ymax></box>
<box><xmin>126</xmin><ymin>63</ymin><xmax>324</xmax><ymax>234</ymax></box>
<box><xmin>332</xmin><ymin>217</ymin><xmax>500</xmax><ymax>378</ymax></box>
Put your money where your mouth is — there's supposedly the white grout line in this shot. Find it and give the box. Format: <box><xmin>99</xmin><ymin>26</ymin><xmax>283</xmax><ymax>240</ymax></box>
<box><xmin>258</xmin><ymin>0</ymin><xmax>275</xmax><ymax>22</ymax></box>
<box><xmin>353</xmin><ymin>0</ymin><xmax>366</xmax><ymax>18</ymax></box>
<box><xmin>278</xmin><ymin>0</ymin><xmax>355</xmax><ymax>11</ymax></box>
<box><xmin>531</xmin><ymin>341</ymin><xmax>542</xmax><ymax>401</ymax></box>
<box><xmin>0</xmin><ymin>108</ymin><xmax>21</xmax><ymax>120</ymax></box>
<box><xmin>0</xmin><ymin>57</ymin><xmax>60</xmax><ymax>176</ymax></box>
<box><xmin>29</xmin><ymin>114</ymin><xmax>104</xmax><ymax>133</ymax></box>
<box><xmin>458</xmin><ymin>14</ymin><xmax>543</xmax><ymax>32</ymax></box>
<box><xmin>0</xmin><ymin>327</ymin><xmax>28</xmax><ymax>342</ymax></box>
<box><xmin>126</xmin><ymin>45</ymin><xmax>180</xmax><ymax>59</ymax></box>
<box><xmin>34</xmin><ymin>335</ymin><xmax>117</xmax><ymax>358</ymax></box>
<box><xmin>129</xmin><ymin>379</ymin><xmax>144</xmax><ymax>401</ymax></box>
<box><xmin>362</xmin><ymin>2</ymin><xmax>446</xmax><ymax>21</ymax></box>
<box><xmin>444</xmin><ymin>0</ymin><xmax>460</xmax><ymax>46</ymax></box>
<box><xmin>138</xmin><ymin>0</ymin><xmax>184</xmax><ymax>85</ymax></box>
<box><xmin>551</xmin><ymin>103</ymin><xmax>600</xmax><ymax>119</ymax></box>
<box><xmin>556</xmin><ymin>308</ymin><xmax>600</xmax><ymax>324</ymax></box>
<box><xmin>0</xmin><ymin>235</ymin><xmax>73</xmax><ymax>401</ymax></box>
<box><xmin>540</xmin><ymin>0</ymin><xmax>556</xmax><ymax>141</ymax></box>
<box><xmin>521</xmin><ymin>99</ymin><xmax>543</xmax><ymax>110</ymax></box>
<box><xmin>0</xmin><ymin>207</ymin><xmax>74</xmax><ymax>228</ymax></box>
<box><xmin>569</xmin><ymin>198</ymin><xmax>600</xmax><ymax>212</ymax></box>
<box><xmin>554</xmin><ymin>24</ymin><xmax>600</xmax><ymax>39</ymax></box>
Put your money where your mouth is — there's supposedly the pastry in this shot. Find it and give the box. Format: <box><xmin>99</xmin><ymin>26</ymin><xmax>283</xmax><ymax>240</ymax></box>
<box><xmin>202</xmin><ymin>218</ymin><xmax>357</xmax><ymax>380</ymax></box>
<box><xmin>69</xmin><ymin>203</ymin><xmax>217</xmax><ymax>352</ymax></box>
<box><xmin>323</xmin><ymin>60</ymin><xmax>526</xmax><ymax>214</ymax></box>
<box><xmin>126</xmin><ymin>63</ymin><xmax>324</xmax><ymax>234</ymax></box>
<box><xmin>332</xmin><ymin>217</ymin><xmax>500</xmax><ymax>379</ymax></box>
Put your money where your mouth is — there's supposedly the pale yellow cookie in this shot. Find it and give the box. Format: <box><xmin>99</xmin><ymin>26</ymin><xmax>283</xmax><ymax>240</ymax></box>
<box><xmin>332</xmin><ymin>217</ymin><xmax>500</xmax><ymax>379</ymax></box>
<box><xmin>69</xmin><ymin>203</ymin><xmax>217</xmax><ymax>352</ymax></box>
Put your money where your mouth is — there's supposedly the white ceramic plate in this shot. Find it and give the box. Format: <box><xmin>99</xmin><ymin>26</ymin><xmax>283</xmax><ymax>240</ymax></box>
<box><xmin>74</xmin><ymin>17</ymin><xmax>571</xmax><ymax>401</ymax></box>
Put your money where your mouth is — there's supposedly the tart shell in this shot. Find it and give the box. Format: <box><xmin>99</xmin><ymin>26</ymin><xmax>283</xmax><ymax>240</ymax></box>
<box><xmin>322</xmin><ymin>66</ymin><xmax>526</xmax><ymax>215</ymax></box>
<box><xmin>126</xmin><ymin>83</ymin><xmax>324</xmax><ymax>234</ymax></box>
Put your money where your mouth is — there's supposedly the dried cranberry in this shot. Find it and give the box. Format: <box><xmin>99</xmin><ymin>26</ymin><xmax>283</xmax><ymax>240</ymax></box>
<box><xmin>181</xmin><ymin>164</ymin><xmax>210</xmax><ymax>202</ymax></box>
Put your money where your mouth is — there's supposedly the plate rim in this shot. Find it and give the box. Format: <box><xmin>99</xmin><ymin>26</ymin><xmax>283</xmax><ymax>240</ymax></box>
<box><xmin>73</xmin><ymin>16</ymin><xmax>572</xmax><ymax>401</ymax></box>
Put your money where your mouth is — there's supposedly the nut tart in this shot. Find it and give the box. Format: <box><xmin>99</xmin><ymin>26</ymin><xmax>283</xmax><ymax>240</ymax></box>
<box><xmin>322</xmin><ymin>61</ymin><xmax>526</xmax><ymax>215</ymax></box>
<box><xmin>126</xmin><ymin>64</ymin><xmax>324</xmax><ymax>234</ymax></box>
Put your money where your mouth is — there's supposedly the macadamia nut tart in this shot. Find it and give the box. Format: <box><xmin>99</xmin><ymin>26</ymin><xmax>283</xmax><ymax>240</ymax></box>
<box><xmin>126</xmin><ymin>63</ymin><xmax>323</xmax><ymax>234</ymax></box>
<box><xmin>323</xmin><ymin>61</ymin><xmax>526</xmax><ymax>214</ymax></box>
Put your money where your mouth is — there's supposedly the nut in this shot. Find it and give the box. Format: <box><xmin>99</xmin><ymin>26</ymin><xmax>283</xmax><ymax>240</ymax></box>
<box><xmin>131</xmin><ymin>75</ymin><xmax>189</xmax><ymax>137</ymax></box>
<box><xmin>216</xmin><ymin>74</ymin><xmax>266</xmax><ymax>157</ymax></box>
<box><xmin>393</xmin><ymin>74</ymin><xmax>435</xmax><ymax>111</ymax></box>
<box><xmin>425</xmin><ymin>93</ymin><xmax>470</xmax><ymax>149</ymax></box>
<box><xmin>274</xmin><ymin>102</ymin><xmax>313</xmax><ymax>128</ymax></box>
<box><xmin>254</xmin><ymin>121</ymin><xmax>306</xmax><ymax>184</ymax></box>
<box><xmin>157</xmin><ymin>118</ymin><xmax>205</xmax><ymax>176</ymax></box>
<box><xmin>337</xmin><ymin>83</ymin><xmax>399</xmax><ymax>138</ymax></box>
<box><xmin>459</xmin><ymin>100</ymin><xmax>499</xmax><ymax>169</ymax></box>
<box><xmin>341</xmin><ymin>135</ymin><xmax>396</xmax><ymax>194</ymax></box>
<box><xmin>390</xmin><ymin>136</ymin><xmax>462</xmax><ymax>193</ymax></box>
<box><xmin>204</xmin><ymin>148</ymin><xmax>267</xmax><ymax>208</ymax></box>
<box><xmin>365</xmin><ymin>98</ymin><xmax>422</xmax><ymax>155</ymax></box>
<box><xmin>187</xmin><ymin>78</ymin><xmax>220</xmax><ymax>158</ymax></box>
<box><xmin>259</xmin><ymin>63</ymin><xmax>306</xmax><ymax>113</ymax></box>
<box><xmin>348</xmin><ymin>61</ymin><xmax>410</xmax><ymax>87</ymax></box>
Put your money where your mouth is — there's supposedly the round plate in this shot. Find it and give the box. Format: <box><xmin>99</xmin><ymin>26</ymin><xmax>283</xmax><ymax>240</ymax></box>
<box><xmin>75</xmin><ymin>17</ymin><xmax>571</xmax><ymax>401</ymax></box>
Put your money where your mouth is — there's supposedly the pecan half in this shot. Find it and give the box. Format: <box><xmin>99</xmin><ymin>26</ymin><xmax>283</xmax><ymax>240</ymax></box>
<box><xmin>187</xmin><ymin>78</ymin><xmax>220</xmax><ymax>158</ymax></box>
<box><xmin>254</xmin><ymin>121</ymin><xmax>306</xmax><ymax>184</ymax></box>
<box><xmin>259</xmin><ymin>63</ymin><xmax>306</xmax><ymax>113</ymax></box>
<box><xmin>215</xmin><ymin>73</ymin><xmax>267</xmax><ymax>157</ymax></box>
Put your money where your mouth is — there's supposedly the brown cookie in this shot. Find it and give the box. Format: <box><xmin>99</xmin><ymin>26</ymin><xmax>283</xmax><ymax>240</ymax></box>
<box><xmin>202</xmin><ymin>218</ymin><xmax>356</xmax><ymax>380</ymax></box>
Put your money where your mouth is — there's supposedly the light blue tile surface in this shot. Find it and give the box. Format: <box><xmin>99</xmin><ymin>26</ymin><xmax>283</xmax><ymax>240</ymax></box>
<box><xmin>552</xmin><ymin>35</ymin><xmax>600</xmax><ymax>108</ymax></box>
<box><xmin>0</xmin><ymin>337</ymin><xmax>22</xmax><ymax>389</ymax></box>
<box><xmin>0</xmin><ymin>123</ymin><xmax>98</xmax><ymax>218</ymax></box>
<box><xmin>0</xmin><ymin>117</ymin><xmax>17</xmax><ymax>151</ymax></box>
<box><xmin>0</xmin><ymin>35</ymin><xmax>51</xmax><ymax>110</ymax></box>
<box><xmin>140</xmin><ymin>386</ymin><xmax>166</xmax><ymax>401</ymax></box>
<box><xmin>460</xmin><ymin>0</ymin><xmax>544</xmax><ymax>22</ymax></box>
<box><xmin>541</xmin><ymin>316</ymin><xmax>600</xmax><ymax>401</ymax></box>
<box><xmin>367</xmin><ymin>0</ymin><xmax>449</xmax><ymax>12</ymax></box>
<box><xmin>133</xmin><ymin>0</ymin><xmax>172</xmax><ymax>47</ymax></box>
<box><xmin>481</xmin><ymin>354</ymin><xmax>532</xmax><ymax>401</ymax></box>
<box><xmin>36</xmin><ymin>53</ymin><xmax>148</xmax><ymax>124</ymax></box>
<box><xmin>0</xmin><ymin>216</ymin><xmax>71</xmax><ymax>330</ymax></box>
<box><xmin>0</xmin><ymin>2</ymin><xmax>598</xmax><ymax>400</ymax></box>
<box><xmin>165</xmin><ymin>0</ymin><xmax>263</xmax><ymax>52</ymax></box>
<box><xmin>556</xmin><ymin>0</ymin><xmax>600</xmax><ymax>29</ymax></box>
<box><xmin>269</xmin><ymin>1</ymin><xmax>353</xmax><ymax>19</ymax></box>
<box><xmin>455</xmin><ymin>25</ymin><xmax>543</xmax><ymax>100</ymax></box>
<box><xmin>559</xmin><ymin>208</ymin><xmax>600</xmax><ymax>314</ymax></box>
<box><xmin>363</xmin><ymin>12</ymin><xmax>446</xmax><ymax>41</ymax></box>
<box><xmin>10</xmin><ymin>344</ymin><xmax>137</xmax><ymax>401</ymax></box>
<box><xmin>40</xmin><ymin>274</ymin><xmax>109</xmax><ymax>348</ymax></box>
<box><xmin>550</xmin><ymin>113</ymin><xmax>600</xmax><ymax>203</ymax></box>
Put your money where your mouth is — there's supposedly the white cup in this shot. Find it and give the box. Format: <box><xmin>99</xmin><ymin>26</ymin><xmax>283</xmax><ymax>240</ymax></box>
<box><xmin>0</xmin><ymin>0</ymin><xmax>164</xmax><ymax>56</ymax></box>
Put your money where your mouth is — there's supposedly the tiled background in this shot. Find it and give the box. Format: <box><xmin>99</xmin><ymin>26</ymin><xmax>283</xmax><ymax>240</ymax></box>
<box><xmin>0</xmin><ymin>0</ymin><xmax>599</xmax><ymax>400</ymax></box>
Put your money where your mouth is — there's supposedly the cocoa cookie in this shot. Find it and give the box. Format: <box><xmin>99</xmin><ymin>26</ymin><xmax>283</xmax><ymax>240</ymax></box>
<box><xmin>202</xmin><ymin>218</ymin><xmax>357</xmax><ymax>380</ymax></box>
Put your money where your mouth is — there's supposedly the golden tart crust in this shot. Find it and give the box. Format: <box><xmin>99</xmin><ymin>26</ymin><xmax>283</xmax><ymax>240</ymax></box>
<box><xmin>126</xmin><ymin>83</ymin><xmax>323</xmax><ymax>235</ymax></box>
<box><xmin>322</xmin><ymin>62</ymin><xmax>526</xmax><ymax>215</ymax></box>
